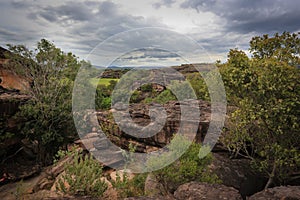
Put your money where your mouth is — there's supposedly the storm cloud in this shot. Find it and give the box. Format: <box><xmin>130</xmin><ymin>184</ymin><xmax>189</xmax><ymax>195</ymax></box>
<box><xmin>0</xmin><ymin>0</ymin><xmax>298</xmax><ymax>64</ymax></box>
<box><xmin>181</xmin><ymin>0</ymin><xmax>300</xmax><ymax>34</ymax></box>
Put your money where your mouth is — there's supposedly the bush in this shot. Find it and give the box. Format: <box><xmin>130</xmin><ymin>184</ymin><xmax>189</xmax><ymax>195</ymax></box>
<box><xmin>187</xmin><ymin>73</ymin><xmax>210</xmax><ymax>101</ymax></box>
<box><xmin>6</xmin><ymin>39</ymin><xmax>82</xmax><ymax>165</ymax></box>
<box><xmin>111</xmin><ymin>172</ymin><xmax>147</xmax><ymax>198</ymax></box>
<box><xmin>147</xmin><ymin>135</ymin><xmax>221</xmax><ymax>193</ymax></box>
<box><xmin>57</xmin><ymin>149</ymin><xmax>107</xmax><ymax>197</ymax></box>
<box><xmin>144</xmin><ymin>89</ymin><xmax>176</xmax><ymax>104</ymax></box>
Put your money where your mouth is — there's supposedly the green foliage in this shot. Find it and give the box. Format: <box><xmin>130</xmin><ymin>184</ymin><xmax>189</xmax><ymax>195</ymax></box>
<box><xmin>57</xmin><ymin>149</ymin><xmax>107</xmax><ymax>197</ymax></box>
<box><xmin>144</xmin><ymin>89</ymin><xmax>176</xmax><ymax>104</ymax></box>
<box><xmin>221</xmin><ymin>32</ymin><xmax>300</xmax><ymax>188</ymax></box>
<box><xmin>6</xmin><ymin>39</ymin><xmax>82</xmax><ymax>165</ymax></box>
<box><xmin>168</xmin><ymin>80</ymin><xmax>195</xmax><ymax>100</ymax></box>
<box><xmin>219</xmin><ymin>49</ymin><xmax>254</xmax><ymax>103</ymax></box>
<box><xmin>95</xmin><ymin>79</ymin><xmax>119</xmax><ymax>110</ymax></box>
<box><xmin>106</xmin><ymin>141</ymin><xmax>142</xmax><ymax>198</ymax></box>
<box><xmin>90</xmin><ymin>78</ymin><xmax>118</xmax><ymax>87</ymax></box>
<box><xmin>187</xmin><ymin>73</ymin><xmax>210</xmax><ymax>101</ymax></box>
<box><xmin>140</xmin><ymin>83</ymin><xmax>153</xmax><ymax>92</ymax></box>
<box><xmin>250</xmin><ymin>31</ymin><xmax>300</xmax><ymax>66</ymax></box>
<box><xmin>0</xmin><ymin>115</ymin><xmax>15</xmax><ymax>142</ymax></box>
<box><xmin>129</xmin><ymin>90</ymin><xmax>142</xmax><ymax>103</ymax></box>
<box><xmin>53</xmin><ymin>148</ymin><xmax>74</xmax><ymax>164</ymax></box>
<box><xmin>111</xmin><ymin>172</ymin><xmax>147</xmax><ymax>198</ymax></box>
<box><xmin>147</xmin><ymin>135</ymin><xmax>221</xmax><ymax>193</ymax></box>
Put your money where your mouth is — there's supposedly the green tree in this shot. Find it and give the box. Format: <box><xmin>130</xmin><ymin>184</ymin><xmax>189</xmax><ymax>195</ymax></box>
<box><xmin>5</xmin><ymin>39</ymin><xmax>81</xmax><ymax>165</ymax></box>
<box><xmin>219</xmin><ymin>48</ymin><xmax>254</xmax><ymax>103</ymax></box>
<box><xmin>250</xmin><ymin>31</ymin><xmax>300</xmax><ymax>66</ymax></box>
<box><xmin>221</xmin><ymin>32</ymin><xmax>300</xmax><ymax>188</ymax></box>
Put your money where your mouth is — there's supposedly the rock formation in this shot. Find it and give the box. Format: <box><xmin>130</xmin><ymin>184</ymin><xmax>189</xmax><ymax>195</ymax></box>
<box><xmin>95</xmin><ymin>100</ymin><xmax>212</xmax><ymax>153</ymax></box>
<box><xmin>174</xmin><ymin>182</ymin><xmax>242</xmax><ymax>200</ymax></box>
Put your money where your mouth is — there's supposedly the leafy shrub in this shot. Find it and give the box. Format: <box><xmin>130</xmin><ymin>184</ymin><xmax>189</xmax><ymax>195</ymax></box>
<box><xmin>147</xmin><ymin>135</ymin><xmax>221</xmax><ymax>193</ymax></box>
<box><xmin>144</xmin><ymin>89</ymin><xmax>176</xmax><ymax>104</ymax></box>
<box><xmin>139</xmin><ymin>83</ymin><xmax>153</xmax><ymax>92</ymax></box>
<box><xmin>187</xmin><ymin>73</ymin><xmax>210</xmax><ymax>101</ymax></box>
<box><xmin>6</xmin><ymin>39</ymin><xmax>82</xmax><ymax>165</ymax></box>
<box><xmin>57</xmin><ymin>149</ymin><xmax>107</xmax><ymax>197</ymax></box>
<box><xmin>111</xmin><ymin>172</ymin><xmax>147</xmax><ymax>198</ymax></box>
<box><xmin>95</xmin><ymin>84</ymin><xmax>113</xmax><ymax>110</ymax></box>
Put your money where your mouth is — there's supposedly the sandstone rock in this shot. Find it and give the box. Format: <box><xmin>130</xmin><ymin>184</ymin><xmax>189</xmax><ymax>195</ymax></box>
<box><xmin>101</xmin><ymin>176</ymin><xmax>118</xmax><ymax>200</ymax></box>
<box><xmin>248</xmin><ymin>186</ymin><xmax>300</xmax><ymax>200</ymax></box>
<box><xmin>80</xmin><ymin>137</ymin><xmax>99</xmax><ymax>150</ymax></box>
<box><xmin>144</xmin><ymin>173</ymin><xmax>165</xmax><ymax>197</ymax></box>
<box><xmin>97</xmin><ymin>100</ymin><xmax>213</xmax><ymax>153</ymax></box>
<box><xmin>25</xmin><ymin>190</ymin><xmax>62</xmax><ymax>200</ymax></box>
<box><xmin>209</xmin><ymin>152</ymin><xmax>266</xmax><ymax>198</ymax></box>
<box><xmin>48</xmin><ymin>155</ymin><xmax>74</xmax><ymax>177</ymax></box>
<box><xmin>50</xmin><ymin>171</ymin><xmax>70</xmax><ymax>193</ymax></box>
<box><xmin>35</xmin><ymin>177</ymin><xmax>55</xmax><ymax>191</ymax></box>
<box><xmin>83</xmin><ymin>132</ymin><xmax>99</xmax><ymax>139</ymax></box>
<box><xmin>125</xmin><ymin>196</ymin><xmax>172</xmax><ymax>200</ymax></box>
<box><xmin>174</xmin><ymin>182</ymin><xmax>242</xmax><ymax>200</ymax></box>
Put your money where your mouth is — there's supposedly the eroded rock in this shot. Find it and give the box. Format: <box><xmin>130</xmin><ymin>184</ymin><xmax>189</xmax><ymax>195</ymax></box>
<box><xmin>174</xmin><ymin>182</ymin><xmax>242</xmax><ymax>200</ymax></box>
<box><xmin>210</xmin><ymin>152</ymin><xmax>266</xmax><ymax>198</ymax></box>
<box><xmin>248</xmin><ymin>186</ymin><xmax>300</xmax><ymax>200</ymax></box>
<box><xmin>97</xmin><ymin>100</ymin><xmax>213</xmax><ymax>152</ymax></box>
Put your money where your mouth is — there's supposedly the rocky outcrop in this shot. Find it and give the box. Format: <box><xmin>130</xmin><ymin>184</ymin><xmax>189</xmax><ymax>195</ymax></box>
<box><xmin>0</xmin><ymin>86</ymin><xmax>29</xmax><ymax>118</ymax></box>
<box><xmin>0</xmin><ymin>47</ymin><xmax>29</xmax><ymax>92</ymax></box>
<box><xmin>172</xmin><ymin>63</ymin><xmax>213</xmax><ymax>74</ymax></box>
<box><xmin>0</xmin><ymin>46</ymin><xmax>30</xmax><ymax>117</ymax></box>
<box><xmin>248</xmin><ymin>186</ymin><xmax>300</xmax><ymax>200</ymax></box>
<box><xmin>174</xmin><ymin>182</ymin><xmax>242</xmax><ymax>200</ymax></box>
<box><xmin>96</xmin><ymin>100</ymin><xmax>212</xmax><ymax>152</ymax></box>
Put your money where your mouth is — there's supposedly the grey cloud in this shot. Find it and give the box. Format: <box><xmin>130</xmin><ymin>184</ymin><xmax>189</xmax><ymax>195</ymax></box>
<box><xmin>39</xmin><ymin>12</ymin><xmax>58</xmax><ymax>22</ymax></box>
<box><xmin>98</xmin><ymin>1</ymin><xmax>118</xmax><ymax>16</ymax></box>
<box><xmin>120</xmin><ymin>48</ymin><xmax>180</xmax><ymax>60</ymax></box>
<box><xmin>153</xmin><ymin>0</ymin><xmax>176</xmax><ymax>9</ymax></box>
<box><xmin>0</xmin><ymin>28</ymin><xmax>17</xmax><ymax>38</ymax></box>
<box><xmin>11</xmin><ymin>1</ymin><xmax>29</xmax><ymax>9</ymax></box>
<box><xmin>181</xmin><ymin>0</ymin><xmax>300</xmax><ymax>34</ymax></box>
<box><xmin>21</xmin><ymin>0</ymin><xmax>167</xmax><ymax>54</ymax></box>
<box><xmin>0</xmin><ymin>27</ymin><xmax>38</xmax><ymax>44</ymax></box>
<box><xmin>36</xmin><ymin>3</ymin><xmax>93</xmax><ymax>23</ymax></box>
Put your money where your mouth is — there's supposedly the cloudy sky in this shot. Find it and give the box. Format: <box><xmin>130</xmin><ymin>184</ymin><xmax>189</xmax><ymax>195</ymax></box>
<box><xmin>0</xmin><ymin>0</ymin><xmax>299</xmax><ymax>66</ymax></box>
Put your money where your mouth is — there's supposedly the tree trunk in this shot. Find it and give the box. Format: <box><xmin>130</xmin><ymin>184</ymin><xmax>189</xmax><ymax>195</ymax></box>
<box><xmin>264</xmin><ymin>163</ymin><xmax>276</xmax><ymax>189</ymax></box>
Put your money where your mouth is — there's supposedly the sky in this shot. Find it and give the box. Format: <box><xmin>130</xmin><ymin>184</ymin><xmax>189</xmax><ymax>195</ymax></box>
<box><xmin>0</xmin><ymin>0</ymin><xmax>299</xmax><ymax>66</ymax></box>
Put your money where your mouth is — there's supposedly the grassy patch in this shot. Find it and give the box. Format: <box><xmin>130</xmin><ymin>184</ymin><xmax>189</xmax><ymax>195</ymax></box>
<box><xmin>90</xmin><ymin>78</ymin><xmax>119</xmax><ymax>87</ymax></box>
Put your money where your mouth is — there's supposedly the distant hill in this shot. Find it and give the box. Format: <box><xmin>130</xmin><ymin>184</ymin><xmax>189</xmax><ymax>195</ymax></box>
<box><xmin>96</xmin><ymin>63</ymin><xmax>214</xmax><ymax>79</ymax></box>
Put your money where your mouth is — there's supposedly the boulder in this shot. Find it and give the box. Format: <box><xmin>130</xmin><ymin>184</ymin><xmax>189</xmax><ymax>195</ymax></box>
<box><xmin>174</xmin><ymin>182</ymin><xmax>242</xmax><ymax>200</ymax></box>
<box><xmin>125</xmin><ymin>196</ymin><xmax>173</xmax><ymax>200</ymax></box>
<box><xmin>248</xmin><ymin>186</ymin><xmax>300</xmax><ymax>200</ymax></box>
<box><xmin>209</xmin><ymin>152</ymin><xmax>266</xmax><ymax>198</ymax></box>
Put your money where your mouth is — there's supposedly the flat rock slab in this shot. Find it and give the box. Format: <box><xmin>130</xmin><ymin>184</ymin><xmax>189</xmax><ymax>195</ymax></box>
<box><xmin>248</xmin><ymin>186</ymin><xmax>300</xmax><ymax>200</ymax></box>
<box><xmin>174</xmin><ymin>182</ymin><xmax>242</xmax><ymax>200</ymax></box>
